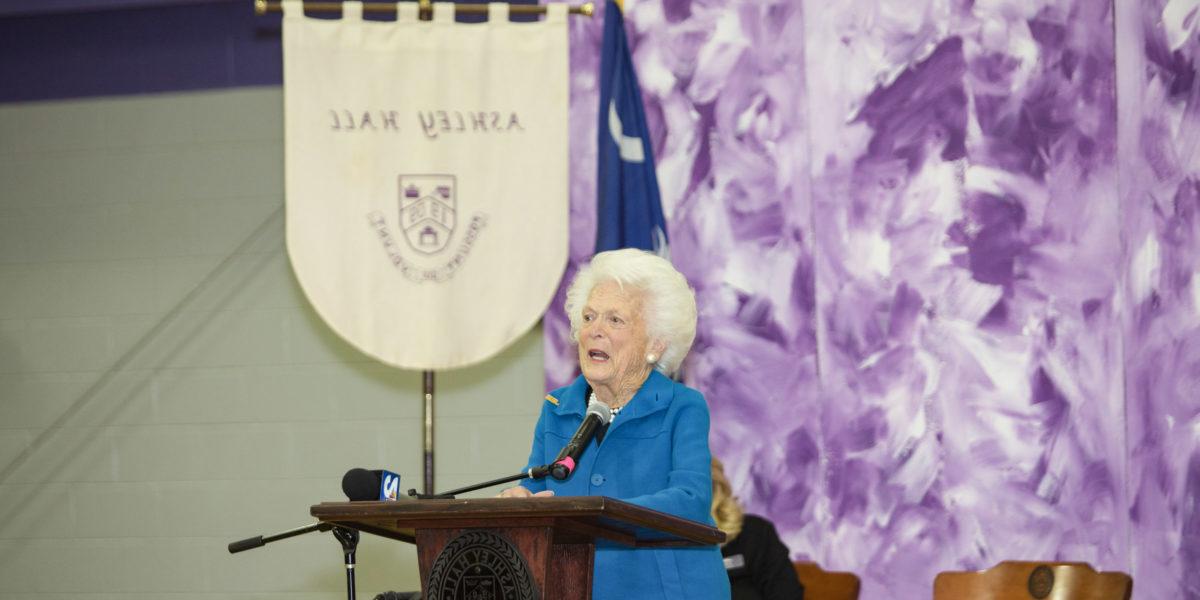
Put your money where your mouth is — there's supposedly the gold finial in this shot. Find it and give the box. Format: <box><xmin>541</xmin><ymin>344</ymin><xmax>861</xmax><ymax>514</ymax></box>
<box><xmin>581</xmin><ymin>2</ymin><xmax>594</xmax><ymax>16</ymax></box>
<box><xmin>254</xmin><ymin>0</ymin><xmax>268</xmax><ymax>15</ymax></box>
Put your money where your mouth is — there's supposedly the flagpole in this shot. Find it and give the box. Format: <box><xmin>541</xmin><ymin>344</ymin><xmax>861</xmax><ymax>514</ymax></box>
<box><xmin>422</xmin><ymin>370</ymin><xmax>435</xmax><ymax>494</ymax></box>
<box><xmin>254</xmin><ymin>0</ymin><xmax>594</xmax><ymax>18</ymax></box>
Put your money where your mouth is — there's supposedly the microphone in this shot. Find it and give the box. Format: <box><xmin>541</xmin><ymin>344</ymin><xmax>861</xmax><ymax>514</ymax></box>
<box><xmin>549</xmin><ymin>400</ymin><xmax>612</xmax><ymax>480</ymax></box>
<box><xmin>342</xmin><ymin>468</ymin><xmax>381</xmax><ymax>501</ymax></box>
<box><xmin>341</xmin><ymin>468</ymin><xmax>403</xmax><ymax>501</ymax></box>
<box><xmin>396</xmin><ymin>402</ymin><xmax>609</xmax><ymax>498</ymax></box>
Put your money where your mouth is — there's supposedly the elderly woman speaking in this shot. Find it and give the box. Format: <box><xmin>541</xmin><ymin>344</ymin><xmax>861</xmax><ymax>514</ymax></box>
<box><xmin>500</xmin><ymin>248</ymin><xmax>730</xmax><ymax>600</ymax></box>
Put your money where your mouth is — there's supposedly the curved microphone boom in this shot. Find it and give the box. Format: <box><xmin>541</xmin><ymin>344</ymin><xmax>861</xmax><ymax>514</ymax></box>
<box><xmin>397</xmin><ymin>401</ymin><xmax>613</xmax><ymax>499</ymax></box>
<box><xmin>549</xmin><ymin>400</ymin><xmax>612</xmax><ymax>480</ymax></box>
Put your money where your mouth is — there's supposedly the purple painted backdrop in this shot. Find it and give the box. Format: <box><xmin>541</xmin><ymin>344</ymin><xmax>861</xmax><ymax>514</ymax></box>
<box><xmin>1119</xmin><ymin>0</ymin><xmax>1200</xmax><ymax>598</ymax></box>
<box><xmin>545</xmin><ymin>0</ymin><xmax>1198</xmax><ymax>596</ymax></box>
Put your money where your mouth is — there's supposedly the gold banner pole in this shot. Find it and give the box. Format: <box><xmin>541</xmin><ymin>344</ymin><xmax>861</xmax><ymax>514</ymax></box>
<box><xmin>254</xmin><ymin>0</ymin><xmax>595</xmax><ymax>18</ymax></box>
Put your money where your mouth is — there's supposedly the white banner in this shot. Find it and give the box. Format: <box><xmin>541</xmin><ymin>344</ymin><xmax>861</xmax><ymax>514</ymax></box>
<box><xmin>283</xmin><ymin>1</ymin><xmax>568</xmax><ymax>370</ymax></box>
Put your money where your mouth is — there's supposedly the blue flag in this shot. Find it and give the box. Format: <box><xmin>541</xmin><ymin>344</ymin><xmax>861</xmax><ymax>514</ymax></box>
<box><xmin>595</xmin><ymin>0</ymin><xmax>668</xmax><ymax>254</ymax></box>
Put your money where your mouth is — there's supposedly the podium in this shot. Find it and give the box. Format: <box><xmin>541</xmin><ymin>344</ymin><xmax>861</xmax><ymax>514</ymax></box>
<box><xmin>311</xmin><ymin>496</ymin><xmax>725</xmax><ymax>600</ymax></box>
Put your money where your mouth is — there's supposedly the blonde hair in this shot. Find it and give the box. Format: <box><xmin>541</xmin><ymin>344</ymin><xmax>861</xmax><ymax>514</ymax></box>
<box><xmin>711</xmin><ymin>458</ymin><xmax>744</xmax><ymax>543</ymax></box>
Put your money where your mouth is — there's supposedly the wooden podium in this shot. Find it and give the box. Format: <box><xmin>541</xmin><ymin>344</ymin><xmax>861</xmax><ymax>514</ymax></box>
<box><xmin>311</xmin><ymin>496</ymin><xmax>724</xmax><ymax>600</ymax></box>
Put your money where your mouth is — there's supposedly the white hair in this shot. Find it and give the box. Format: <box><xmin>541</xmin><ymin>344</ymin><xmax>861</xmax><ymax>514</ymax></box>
<box><xmin>564</xmin><ymin>248</ymin><xmax>697</xmax><ymax>375</ymax></box>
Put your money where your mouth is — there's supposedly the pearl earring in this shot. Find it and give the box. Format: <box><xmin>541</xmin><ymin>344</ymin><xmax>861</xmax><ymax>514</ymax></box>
<box><xmin>646</xmin><ymin>353</ymin><xmax>658</xmax><ymax>364</ymax></box>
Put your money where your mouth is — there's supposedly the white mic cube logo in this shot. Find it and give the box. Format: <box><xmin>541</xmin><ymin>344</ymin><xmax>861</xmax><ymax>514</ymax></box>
<box><xmin>379</xmin><ymin>471</ymin><xmax>401</xmax><ymax>501</ymax></box>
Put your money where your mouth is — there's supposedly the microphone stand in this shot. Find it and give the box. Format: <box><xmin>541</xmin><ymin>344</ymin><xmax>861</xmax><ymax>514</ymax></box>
<box><xmin>408</xmin><ymin>465</ymin><xmax>552</xmax><ymax>499</ymax></box>
<box><xmin>228</xmin><ymin>522</ymin><xmax>361</xmax><ymax>600</ymax></box>
<box><xmin>333</xmin><ymin>526</ymin><xmax>361</xmax><ymax>600</ymax></box>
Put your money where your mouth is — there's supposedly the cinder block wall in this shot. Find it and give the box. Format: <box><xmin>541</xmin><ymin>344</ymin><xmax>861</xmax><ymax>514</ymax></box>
<box><xmin>0</xmin><ymin>87</ymin><xmax>546</xmax><ymax>599</ymax></box>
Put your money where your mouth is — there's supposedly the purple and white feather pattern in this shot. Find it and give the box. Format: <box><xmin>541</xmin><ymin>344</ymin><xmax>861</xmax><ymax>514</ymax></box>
<box><xmin>1120</xmin><ymin>0</ymin><xmax>1200</xmax><ymax>597</ymax></box>
<box><xmin>543</xmin><ymin>0</ymin><xmax>1198</xmax><ymax>595</ymax></box>
<box><xmin>802</xmin><ymin>1</ymin><xmax>1127</xmax><ymax>596</ymax></box>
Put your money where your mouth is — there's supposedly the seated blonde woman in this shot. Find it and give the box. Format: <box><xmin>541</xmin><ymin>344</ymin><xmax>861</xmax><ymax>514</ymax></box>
<box><xmin>713</xmin><ymin>458</ymin><xmax>805</xmax><ymax>600</ymax></box>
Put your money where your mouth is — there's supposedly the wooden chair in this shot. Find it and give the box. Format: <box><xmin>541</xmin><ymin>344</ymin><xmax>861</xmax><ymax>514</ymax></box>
<box><xmin>932</xmin><ymin>561</ymin><xmax>1132</xmax><ymax>600</ymax></box>
<box><xmin>793</xmin><ymin>561</ymin><xmax>861</xmax><ymax>600</ymax></box>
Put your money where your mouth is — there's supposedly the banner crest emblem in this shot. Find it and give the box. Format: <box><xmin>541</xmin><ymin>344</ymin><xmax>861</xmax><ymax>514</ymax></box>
<box><xmin>400</xmin><ymin>175</ymin><xmax>457</xmax><ymax>254</ymax></box>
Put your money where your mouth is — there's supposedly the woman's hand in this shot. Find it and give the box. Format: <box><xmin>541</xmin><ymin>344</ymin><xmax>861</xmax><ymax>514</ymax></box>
<box><xmin>498</xmin><ymin>486</ymin><xmax>555</xmax><ymax>498</ymax></box>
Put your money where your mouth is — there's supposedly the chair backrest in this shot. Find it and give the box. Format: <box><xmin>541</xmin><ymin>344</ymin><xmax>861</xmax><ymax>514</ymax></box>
<box><xmin>932</xmin><ymin>561</ymin><xmax>1132</xmax><ymax>600</ymax></box>
<box><xmin>793</xmin><ymin>561</ymin><xmax>861</xmax><ymax>600</ymax></box>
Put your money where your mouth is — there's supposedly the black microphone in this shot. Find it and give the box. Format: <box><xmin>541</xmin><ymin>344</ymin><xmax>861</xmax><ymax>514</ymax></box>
<box><xmin>549</xmin><ymin>400</ymin><xmax>612</xmax><ymax>480</ymax></box>
<box><xmin>342</xmin><ymin>468</ymin><xmax>383</xmax><ymax>501</ymax></box>
<box><xmin>343</xmin><ymin>468</ymin><xmax>405</xmax><ymax>501</ymax></box>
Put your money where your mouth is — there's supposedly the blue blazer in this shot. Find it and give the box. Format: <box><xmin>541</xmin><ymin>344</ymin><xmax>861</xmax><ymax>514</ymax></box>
<box><xmin>520</xmin><ymin>371</ymin><xmax>731</xmax><ymax>600</ymax></box>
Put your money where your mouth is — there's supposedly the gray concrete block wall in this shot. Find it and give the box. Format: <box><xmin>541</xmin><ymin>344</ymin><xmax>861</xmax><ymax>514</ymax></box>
<box><xmin>0</xmin><ymin>87</ymin><xmax>547</xmax><ymax>599</ymax></box>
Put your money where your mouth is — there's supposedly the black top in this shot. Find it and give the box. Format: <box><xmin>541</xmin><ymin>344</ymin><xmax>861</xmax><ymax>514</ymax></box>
<box><xmin>721</xmin><ymin>515</ymin><xmax>805</xmax><ymax>600</ymax></box>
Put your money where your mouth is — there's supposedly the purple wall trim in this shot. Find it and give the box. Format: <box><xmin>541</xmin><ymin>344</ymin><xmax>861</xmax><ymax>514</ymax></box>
<box><xmin>0</xmin><ymin>0</ymin><xmax>232</xmax><ymax>18</ymax></box>
<box><xmin>0</xmin><ymin>1</ymin><xmax>282</xmax><ymax>103</ymax></box>
<box><xmin>0</xmin><ymin>0</ymin><xmax>540</xmax><ymax>104</ymax></box>
<box><xmin>0</xmin><ymin>0</ymin><xmax>283</xmax><ymax>103</ymax></box>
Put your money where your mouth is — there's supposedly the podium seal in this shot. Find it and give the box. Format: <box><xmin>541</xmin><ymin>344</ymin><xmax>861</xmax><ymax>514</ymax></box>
<box><xmin>427</xmin><ymin>531</ymin><xmax>537</xmax><ymax>600</ymax></box>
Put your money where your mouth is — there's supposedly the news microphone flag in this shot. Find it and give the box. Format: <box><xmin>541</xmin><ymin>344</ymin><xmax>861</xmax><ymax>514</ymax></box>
<box><xmin>595</xmin><ymin>0</ymin><xmax>668</xmax><ymax>255</ymax></box>
<box><xmin>379</xmin><ymin>470</ymin><xmax>401</xmax><ymax>501</ymax></box>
